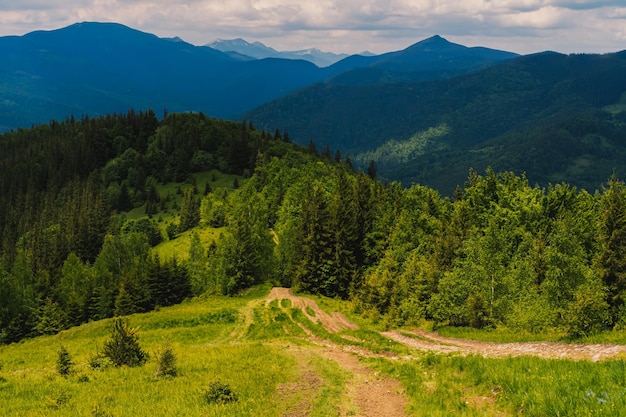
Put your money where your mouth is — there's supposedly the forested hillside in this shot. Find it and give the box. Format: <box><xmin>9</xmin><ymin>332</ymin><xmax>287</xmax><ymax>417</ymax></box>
<box><xmin>1</xmin><ymin>111</ymin><xmax>626</xmax><ymax>344</ymax></box>
<box><xmin>0</xmin><ymin>22</ymin><xmax>517</xmax><ymax>133</ymax></box>
<box><xmin>246</xmin><ymin>51</ymin><xmax>626</xmax><ymax>193</ymax></box>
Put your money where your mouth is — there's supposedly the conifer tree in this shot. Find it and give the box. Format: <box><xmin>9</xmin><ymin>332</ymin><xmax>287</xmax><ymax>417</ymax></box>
<box><xmin>178</xmin><ymin>188</ymin><xmax>200</xmax><ymax>232</ymax></box>
<box><xmin>57</xmin><ymin>345</ymin><xmax>73</xmax><ymax>376</ymax></box>
<box><xmin>595</xmin><ymin>174</ymin><xmax>626</xmax><ymax>320</ymax></box>
<box><xmin>102</xmin><ymin>317</ymin><xmax>147</xmax><ymax>367</ymax></box>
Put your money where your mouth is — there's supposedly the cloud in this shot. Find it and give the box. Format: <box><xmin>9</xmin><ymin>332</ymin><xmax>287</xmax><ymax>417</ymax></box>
<box><xmin>0</xmin><ymin>0</ymin><xmax>624</xmax><ymax>54</ymax></box>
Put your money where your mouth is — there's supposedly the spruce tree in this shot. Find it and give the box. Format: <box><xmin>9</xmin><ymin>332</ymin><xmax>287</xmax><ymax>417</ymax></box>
<box><xmin>102</xmin><ymin>317</ymin><xmax>147</xmax><ymax>367</ymax></box>
<box><xmin>595</xmin><ymin>174</ymin><xmax>626</xmax><ymax>320</ymax></box>
<box><xmin>57</xmin><ymin>345</ymin><xmax>73</xmax><ymax>376</ymax></box>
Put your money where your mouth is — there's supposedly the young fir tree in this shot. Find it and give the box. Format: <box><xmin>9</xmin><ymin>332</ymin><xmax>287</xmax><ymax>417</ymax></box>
<box><xmin>102</xmin><ymin>317</ymin><xmax>147</xmax><ymax>367</ymax></box>
<box><xmin>154</xmin><ymin>341</ymin><xmax>178</xmax><ymax>378</ymax></box>
<box><xmin>57</xmin><ymin>344</ymin><xmax>73</xmax><ymax>376</ymax></box>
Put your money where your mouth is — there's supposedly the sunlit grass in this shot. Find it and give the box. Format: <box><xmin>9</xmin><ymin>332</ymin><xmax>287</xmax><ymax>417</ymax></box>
<box><xmin>152</xmin><ymin>225</ymin><xmax>224</xmax><ymax>261</ymax></box>
<box><xmin>3</xmin><ymin>284</ymin><xmax>626</xmax><ymax>416</ymax></box>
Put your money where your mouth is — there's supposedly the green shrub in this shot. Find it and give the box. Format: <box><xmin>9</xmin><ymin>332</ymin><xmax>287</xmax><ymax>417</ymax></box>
<box><xmin>154</xmin><ymin>342</ymin><xmax>177</xmax><ymax>377</ymax></box>
<box><xmin>56</xmin><ymin>345</ymin><xmax>73</xmax><ymax>376</ymax></box>
<box><xmin>102</xmin><ymin>317</ymin><xmax>148</xmax><ymax>367</ymax></box>
<box><xmin>204</xmin><ymin>381</ymin><xmax>238</xmax><ymax>404</ymax></box>
<box><xmin>565</xmin><ymin>282</ymin><xmax>611</xmax><ymax>338</ymax></box>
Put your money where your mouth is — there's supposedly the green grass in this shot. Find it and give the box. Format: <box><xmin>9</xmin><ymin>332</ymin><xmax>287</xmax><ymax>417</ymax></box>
<box><xmin>367</xmin><ymin>353</ymin><xmax>626</xmax><ymax>416</ymax></box>
<box><xmin>436</xmin><ymin>325</ymin><xmax>626</xmax><ymax>345</ymax></box>
<box><xmin>152</xmin><ymin>226</ymin><xmax>224</xmax><ymax>261</ymax></box>
<box><xmin>436</xmin><ymin>325</ymin><xmax>568</xmax><ymax>343</ymax></box>
<box><xmin>3</xmin><ymin>285</ymin><xmax>626</xmax><ymax>416</ymax></box>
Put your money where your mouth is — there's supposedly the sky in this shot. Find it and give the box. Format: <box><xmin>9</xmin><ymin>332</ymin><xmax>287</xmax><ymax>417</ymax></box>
<box><xmin>0</xmin><ymin>1</ymin><xmax>624</xmax><ymax>55</ymax></box>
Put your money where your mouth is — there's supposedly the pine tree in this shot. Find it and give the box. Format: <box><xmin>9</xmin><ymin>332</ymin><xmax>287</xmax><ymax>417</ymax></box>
<box><xmin>57</xmin><ymin>345</ymin><xmax>73</xmax><ymax>376</ymax></box>
<box><xmin>178</xmin><ymin>189</ymin><xmax>200</xmax><ymax>232</ymax></box>
<box><xmin>595</xmin><ymin>174</ymin><xmax>626</xmax><ymax>319</ymax></box>
<box><xmin>102</xmin><ymin>317</ymin><xmax>147</xmax><ymax>367</ymax></box>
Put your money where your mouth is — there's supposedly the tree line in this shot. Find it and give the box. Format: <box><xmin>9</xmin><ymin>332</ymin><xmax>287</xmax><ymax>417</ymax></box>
<box><xmin>2</xmin><ymin>110</ymin><xmax>626</xmax><ymax>343</ymax></box>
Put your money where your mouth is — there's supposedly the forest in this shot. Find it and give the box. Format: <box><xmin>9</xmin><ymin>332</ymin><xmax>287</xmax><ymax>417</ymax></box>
<box><xmin>1</xmin><ymin>110</ymin><xmax>625</xmax><ymax>344</ymax></box>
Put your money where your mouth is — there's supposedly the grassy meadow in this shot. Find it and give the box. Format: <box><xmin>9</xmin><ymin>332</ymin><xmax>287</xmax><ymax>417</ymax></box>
<box><xmin>2</xmin><ymin>284</ymin><xmax>626</xmax><ymax>416</ymax></box>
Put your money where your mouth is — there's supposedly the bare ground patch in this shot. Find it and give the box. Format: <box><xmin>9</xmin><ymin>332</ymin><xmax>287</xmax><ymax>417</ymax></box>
<box><xmin>383</xmin><ymin>329</ymin><xmax>626</xmax><ymax>361</ymax></box>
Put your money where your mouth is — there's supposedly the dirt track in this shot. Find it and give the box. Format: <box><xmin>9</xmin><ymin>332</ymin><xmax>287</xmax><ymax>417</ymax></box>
<box><xmin>265</xmin><ymin>287</ymin><xmax>626</xmax><ymax>416</ymax></box>
<box><xmin>383</xmin><ymin>329</ymin><xmax>626</xmax><ymax>361</ymax></box>
<box><xmin>267</xmin><ymin>287</ymin><xmax>409</xmax><ymax>417</ymax></box>
<box><xmin>268</xmin><ymin>287</ymin><xmax>626</xmax><ymax>362</ymax></box>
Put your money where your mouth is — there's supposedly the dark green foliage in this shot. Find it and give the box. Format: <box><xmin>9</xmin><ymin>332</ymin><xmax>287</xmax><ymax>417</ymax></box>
<box><xmin>56</xmin><ymin>345</ymin><xmax>73</xmax><ymax>376</ymax></box>
<box><xmin>154</xmin><ymin>341</ymin><xmax>177</xmax><ymax>378</ymax></box>
<box><xmin>178</xmin><ymin>188</ymin><xmax>200</xmax><ymax>233</ymax></box>
<box><xmin>5</xmin><ymin>107</ymin><xmax>626</xmax><ymax>343</ymax></box>
<box><xmin>204</xmin><ymin>381</ymin><xmax>238</xmax><ymax>404</ymax></box>
<box><xmin>247</xmin><ymin>52</ymin><xmax>626</xmax><ymax>194</ymax></box>
<box><xmin>121</xmin><ymin>218</ymin><xmax>163</xmax><ymax>246</ymax></box>
<box><xmin>102</xmin><ymin>317</ymin><xmax>147</xmax><ymax>367</ymax></box>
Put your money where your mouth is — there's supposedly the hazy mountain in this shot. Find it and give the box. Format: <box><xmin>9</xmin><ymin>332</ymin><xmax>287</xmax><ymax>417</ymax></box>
<box><xmin>0</xmin><ymin>22</ymin><xmax>325</xmax><ymax>131</ymax></box>
<box><xmin>0</xmin><ymin>23</ymin><xmax>518</xmax><ymax>133</ymax></box>
<box><xmin>326</xmin><ymin>35</ymin><xmax>519</xmax><ymax>85</ymax></box>
<box><xmin>208</xmin><ymin>38</ymin><xmax>352</xmax><ymax>67</ymax></box>
<box><xmin>245</xmin><ymin>51</ymin><xmax>626</xmax><ymax>193</ymax></box>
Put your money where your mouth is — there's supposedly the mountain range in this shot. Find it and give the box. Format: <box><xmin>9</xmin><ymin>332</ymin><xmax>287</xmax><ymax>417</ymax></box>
<box><xmin>207</xmin><ymin>38</ymin><xmax>357</xmax><ymax>67</ymax></box>
<box><xmin>246</xmin><ymin>51</ymin><xmax>626</xmax><ymax>193</ymax></box>
<box><xmin>0</xmin><ymin>22</ymin><xmax>516</xmax><ymax>134</ymax></box>
<box><xmin>2</xmin><ymin>21</ymin><xmax>626</xmax><ymax>193</ymax></box>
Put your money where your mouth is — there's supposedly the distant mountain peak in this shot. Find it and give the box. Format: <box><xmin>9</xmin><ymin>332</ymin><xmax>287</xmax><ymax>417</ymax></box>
<box><xmin>207</xmin><ymin>38</ymin><xmax>349</xmax><ymax>67</ymax></box>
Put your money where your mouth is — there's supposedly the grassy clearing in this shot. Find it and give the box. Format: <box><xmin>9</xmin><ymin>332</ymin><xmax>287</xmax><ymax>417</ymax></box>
<box><xmin>3</xmin><ymin>284</ymin><xmax>626</xmax><ymax>416</ymax></box>
<box><xmin>152</xmin><ymin>226</ymin><xmax>224</xmax><ymax>261</ymax></box>
<box><xmin>367</xmin><ymin>353</ymin><xmax>626</xmax><ymax>417</ymax></box>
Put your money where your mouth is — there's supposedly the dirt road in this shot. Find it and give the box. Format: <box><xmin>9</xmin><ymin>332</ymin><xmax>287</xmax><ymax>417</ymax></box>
<box><xmin>383</xmin><ymin>329</ymin><xmax>626</xmax><ymax>361</ymax></box>
<box><xmin>264</xmin><ymin>287</ymin><xmax>626</xmax><ymax>416</ymax></box>
<box><xmin>266</xmin><ymin>287</ymin><xmax>409</xmax><ymax>417</ymax></box>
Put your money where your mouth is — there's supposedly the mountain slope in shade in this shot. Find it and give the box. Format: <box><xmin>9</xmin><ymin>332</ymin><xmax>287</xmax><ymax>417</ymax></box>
<box><xmin>0</xmin><ymin>22</ymin><xmax>324</xmax><ymax>131</ymax></box>
<box><xmin>326</xmin><ymin>35</ymin><xmax>519</xmax><ymax>85</ymax></box>
<box><xmin>245</xmin><ymin>51</ymin><xmax>626</xmax><ymax>194</ymax></box>
<box><xmin>0</xmin><ymin>23</ymin><xmax>519</xmax><ymax>133</ymax></box>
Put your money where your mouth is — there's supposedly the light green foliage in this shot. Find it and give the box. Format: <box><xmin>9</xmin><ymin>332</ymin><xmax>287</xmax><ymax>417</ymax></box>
<box><xmin>354</xmin><ymin>124</ymin><xmax>450</xmax><ymax>166</ymax></box>
<box><xmin>565</xmin><ymin>280</ymin><xmax>611</xmax><ymax>338</ymax></box>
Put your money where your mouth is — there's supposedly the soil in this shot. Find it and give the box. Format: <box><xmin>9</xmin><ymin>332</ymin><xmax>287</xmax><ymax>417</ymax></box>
<box><xmin>267</xmin><ymin>287</ymin><xmax>409</xmax><ymax>416</ymax></box>
<box><xmin>382</xmin><ymin>329</ymin><xmax>626</xmax><ymax>361</ymax></box>
<box><xmin>264</xmin><ymin>287</ymin><xmax>626</xmax><ymax>416</ymax></box>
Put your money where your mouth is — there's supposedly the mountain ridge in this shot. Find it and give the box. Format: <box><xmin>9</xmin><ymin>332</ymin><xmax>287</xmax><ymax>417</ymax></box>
<box><xmin>207</xmin><ymin>37</ymin><xmax>353</xmax><ymax>67</ymax></box>
<box><xmin>0</xmin><ymin>21</ymin><xmax>519</xmax><ymax>133</ymax></box>
<box><xmin>245</xmin><ymin>50</ymin><xmax>626</xmax><ymax>193</ymax></box>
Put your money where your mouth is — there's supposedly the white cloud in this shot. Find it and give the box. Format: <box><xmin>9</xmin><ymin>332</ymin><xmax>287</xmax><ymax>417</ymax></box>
<box><xmin>0</xmin><ymin>0</ymin><xmax>624</xmax><ymax>54</ymax></box>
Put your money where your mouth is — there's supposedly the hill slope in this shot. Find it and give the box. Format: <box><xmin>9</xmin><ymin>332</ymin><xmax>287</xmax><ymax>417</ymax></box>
<box><xmin>246</xmin><ymin>51</ymin><xmax>626</xmax><ymax>193</ymax></box>
<box><xmin>0</xmin><ymin>23</ymin><xmax>518</xmax><ymax>132</ymax></box>
<box><xmin>2</xmin><ymin>285</ymin><xmax>626</xmax><ymax>416</ymax></box>
<box><xmin>0</xmin><ymin>22</ymin><xmax>324</xmax><ymax>130</ymax></box>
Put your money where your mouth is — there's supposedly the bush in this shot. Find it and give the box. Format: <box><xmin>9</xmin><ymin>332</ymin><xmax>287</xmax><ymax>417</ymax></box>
<box><xmin>565</xmin><ymin>282</ymin><xmax>611</xmax><ymax>338</ymax></box>
<box><xmin>56</xmin><ymin>345</ymin><xmax>73</xmax><ymax>376</ymax></box>
<box><xmin>102</xmin><ymin>317</ymin><xmax>148</xmax><ymax>367</ymax></box>
<box><xmin>204</xmin><ymin>381</ymin><xmax>238</xmax><ymax>404</ymax></box>
<box><xmin>154</xmin><ymin>342</ymin><xmax>177</xmax><ymax>378</ymax></box>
